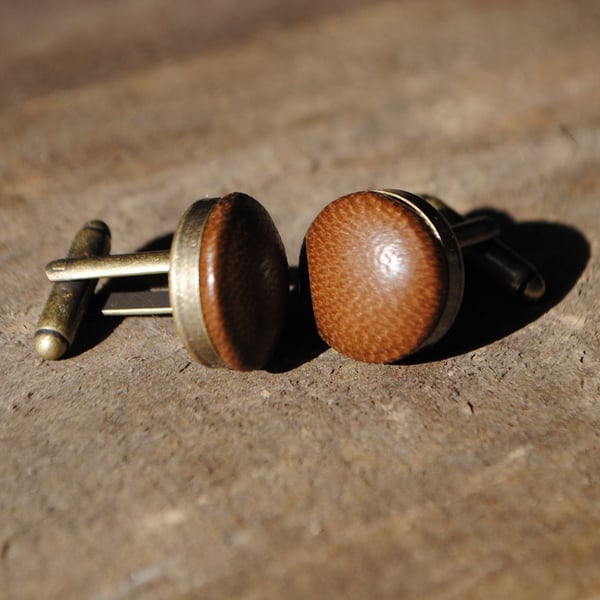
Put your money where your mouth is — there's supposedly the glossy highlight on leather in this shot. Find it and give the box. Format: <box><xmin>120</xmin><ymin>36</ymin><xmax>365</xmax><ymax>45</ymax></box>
<box><xmin>303</xmin><ymin>191</ymin><xmax>448</xmax><ymax>363</ymax></box>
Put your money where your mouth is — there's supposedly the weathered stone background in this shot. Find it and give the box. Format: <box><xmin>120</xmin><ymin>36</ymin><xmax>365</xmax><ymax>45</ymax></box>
<box><xmin>1</xmin><ymin>0</ymin><xmax>599</xmax><ymax>598</ymax></box>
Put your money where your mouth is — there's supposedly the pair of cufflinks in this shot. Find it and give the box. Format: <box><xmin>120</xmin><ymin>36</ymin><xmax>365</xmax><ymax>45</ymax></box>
<box><xmin>35</xmin><ymin>189</ymin><xmax>544</xmax><ymax>369</ymax></box>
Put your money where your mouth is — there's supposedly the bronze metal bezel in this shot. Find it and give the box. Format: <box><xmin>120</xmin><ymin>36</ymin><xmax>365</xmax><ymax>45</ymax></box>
<box><xmin>169</xmin><ymin>198</ymin><xmax>224</xmax><ymax>368</ymax></box>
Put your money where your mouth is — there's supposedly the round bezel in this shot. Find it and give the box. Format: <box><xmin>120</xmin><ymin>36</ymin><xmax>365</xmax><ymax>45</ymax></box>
<box><xmin>169</xmin><ymin>198</ymin><xmax>224</xmax><ymax>367</ymax></box>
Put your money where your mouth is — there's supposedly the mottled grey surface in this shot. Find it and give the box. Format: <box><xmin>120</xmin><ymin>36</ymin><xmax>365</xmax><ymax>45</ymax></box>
<box><xmin>1</xmin><ymin>0</ymin><xmax>599</xmax><ymax>598</ymax></box>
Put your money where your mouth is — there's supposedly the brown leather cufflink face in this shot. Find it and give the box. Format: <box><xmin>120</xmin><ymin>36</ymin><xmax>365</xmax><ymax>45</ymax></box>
<box><xmin>301</xmin><ymin>190</ymin><xmax>545</xmax><ymax>364</ymax></box>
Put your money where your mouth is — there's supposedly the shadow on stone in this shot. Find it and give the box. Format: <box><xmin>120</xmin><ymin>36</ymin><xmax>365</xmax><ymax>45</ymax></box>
<box><xmin>404</xmin><ymin>212</ymin><xmax>590</xmax><ymax>364</ymax></box>
<box><xmin>266</xmin><ymin>266</ymin><xmax>328</xmax><ymax>373</ymax></box>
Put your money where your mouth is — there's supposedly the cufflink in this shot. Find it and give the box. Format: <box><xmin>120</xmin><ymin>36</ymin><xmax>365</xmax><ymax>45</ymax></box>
<box><xmin>36</xmin><ymin>192</ymin><xmax>289</xmax><ymax>370</ymax></box>
<box><xmin>301</xmin><ymin>189</ymin><xmax>545</xmax><ymax>364</ymax></box>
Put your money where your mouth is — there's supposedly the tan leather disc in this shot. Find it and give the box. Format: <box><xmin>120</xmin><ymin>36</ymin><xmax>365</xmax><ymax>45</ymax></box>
<box><xmin>303</xmin><ymin>191</ymin><xmax>448</xmax><ymax>363</ymax></box>
<box><xmin>199</xmin><ymin>192</ymin><xmax>288</xmax><ymax>370</ymax></box>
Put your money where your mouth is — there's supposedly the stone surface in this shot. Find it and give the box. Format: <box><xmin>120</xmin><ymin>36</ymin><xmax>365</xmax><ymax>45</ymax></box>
<box><xmin>1</xmin><ymin>0</ymin><xmax>599</xmax><ymax>598</ymax></box>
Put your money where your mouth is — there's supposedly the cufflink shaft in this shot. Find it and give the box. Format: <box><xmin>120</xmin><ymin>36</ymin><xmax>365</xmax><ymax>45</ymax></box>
<box><xmin>422</xmin><ymin>195</ymin><xmax>546</xmax><ymax>301</ymax></box>
<box><xmin>46</xmin><ymin>252</ymin><xmax>173</xmax><ymax>316</ymax></box>
<box><xmin>46</xmin><ymin>250</ymin><xmax>170</xmax><ymax>282</ymax></box>
<box><xmin>448</xmin><ymin>216</ymin><xmax>500</xmax><ymax>248</ymax></box>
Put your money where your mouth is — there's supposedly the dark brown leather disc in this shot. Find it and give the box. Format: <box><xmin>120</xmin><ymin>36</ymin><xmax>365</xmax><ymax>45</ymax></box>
<box><xmin>199</xmin><ymin>192</ymin><xmax>288</xmax><ymax>370</ymax></box>
<box><xmin>303</xmin><ymin>191</ymin><xmax>449</xmax><ymax>363</ymax></box>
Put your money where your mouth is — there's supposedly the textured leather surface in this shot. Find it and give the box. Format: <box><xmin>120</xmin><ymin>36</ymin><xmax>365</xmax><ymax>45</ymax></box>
<box><xmin>304</xmin><ymin>191</ymin><xmax>448</xmax><ymax>363</ymax></box>
<box><xmin>199</xmin><ymin>193</ymin><xmax>288</xmax><ymax>370</ymax></box>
